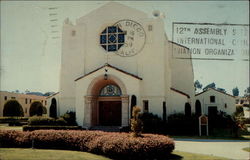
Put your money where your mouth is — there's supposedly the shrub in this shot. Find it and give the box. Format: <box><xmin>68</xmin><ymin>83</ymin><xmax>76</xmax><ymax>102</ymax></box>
<box><xmin>29</xmin><ymin>101</ymin><xmax>44</xmax><ymax>116</ymax></box>
<box><xmin>42</xmin><ymin>106</ymin><xmax>47</xmax><ymax>114</ymax></box>
<box><xmin>28</xmin><ymin>116</ymin><xmax>54</xmax><ymax>125</ymax></box>
<box><xmin>56</xmin><ymin>117</ymin><xmax>67</xmax><ymax>126</ymax></box>
<box><xmin>0</xmin><ymin>117</ymin><xmax>28</xmax><ymax>126</ymax></box>
<box><xmin>28</xmin><ymin>116</ymin><xmax>67</xmax><ymax>126</ymax></box>
<box><xmin>139</xmin><ymin>112</ymin><xmax>163</xmax><ymax>133</ymax></box>
<box><xmin>235</xmin><ymin>105</ymin><xmax>244</xmax><ymax>114</ymax></box>
<box><xmin>167</xmin><ymin>113</ymin><xmax>198</xmax><ymax>135</ymax></box>
<box><xmin>0</xmin><ymin>117</ymin><xmax>28</xmax><ymax>121</ymax></box>
<box><xmin>23</xmin><ymin>126</ymin><xmax>82</xmax><ymax>131</ymax></box>
<box><xmin>130</xmin><ymin>106</ymin><xmax>143</xmax><ymax>137</ymax></box>
<box><xmin>0</xmin><ymin>130</ymin><xmax>174</xmax><ymax>160</ymax></box>
<box><xmin>61</xmin><ymin>111</ymin><xmax>77</xmax><ymax>126</ymax></box>
<box><xmin>3</xmin><ymin>100</ymin><xmax>24</xmax><ymax>117</ymax></box>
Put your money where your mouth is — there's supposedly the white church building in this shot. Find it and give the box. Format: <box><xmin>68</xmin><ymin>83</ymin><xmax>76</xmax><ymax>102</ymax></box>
<box><xmin>47</xmin><ymin>2</ymin><xmax>196</xmax><ymax>128</ymax></box>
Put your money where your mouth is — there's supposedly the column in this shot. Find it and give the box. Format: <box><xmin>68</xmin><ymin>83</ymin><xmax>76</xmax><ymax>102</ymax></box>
<box><xmin>84</xmin><ymin>96</ymin><xmax>94</xmax><ymax>128</ymax></box>
<box><xmin>121</xmin><ymin>95</ymin><xmax>129</xmax><ymax>127</ymax></box>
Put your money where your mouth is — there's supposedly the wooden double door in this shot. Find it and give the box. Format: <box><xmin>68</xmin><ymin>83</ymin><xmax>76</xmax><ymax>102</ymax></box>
<box><xmin>99</xmin><ymin>101</ymin><xmax>121</xmax><ymax>126</ymax></box>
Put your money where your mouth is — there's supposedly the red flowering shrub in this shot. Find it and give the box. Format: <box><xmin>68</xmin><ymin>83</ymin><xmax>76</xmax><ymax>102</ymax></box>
<box><xmin>0</xmin><ymin>130</ymin><xmax>174</xmax><ymax>160</ymax></box>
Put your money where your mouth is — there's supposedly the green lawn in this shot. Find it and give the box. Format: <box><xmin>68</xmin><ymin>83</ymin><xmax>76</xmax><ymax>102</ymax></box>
<box><xmin>0</xmin><ymin>148</ymin><xmax>110</xmax><ymax>160</ymax></box>
<box><xmin>0</xmin><ymin>148</ymin><xmax>230</xmax><ymax>160</ymax></box>
<box><xmin>172</xmin><ymin>135</ymin><xmax>250</xmax><ymax>140</ymax></box>
<box><xmin>0</xmin><ymin>125</ymin><xmax>23</xmax><ymax>131</ymax></box>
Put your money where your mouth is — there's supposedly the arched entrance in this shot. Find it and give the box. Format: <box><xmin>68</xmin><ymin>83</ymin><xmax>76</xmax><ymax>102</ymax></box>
<box><xmin>84</xmin><ymin>75</ymin><xmax>129</xmax><ymax>127</ymax></box>
<box><xmin>98</xmin><ymin>84</ymin><xmax>122</xmax><ymax>126</ymax></box>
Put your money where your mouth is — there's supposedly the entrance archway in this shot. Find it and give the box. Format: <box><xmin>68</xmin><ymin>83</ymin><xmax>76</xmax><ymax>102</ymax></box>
<box><xmin>84</xmin><ymin>75</ymin><xmax>129</xmax><ymax>127</ymax></box>
<box><xmin>98</xmin><ymin>84</ymin><xmax>122</xmax><ymax>126</ymax></box>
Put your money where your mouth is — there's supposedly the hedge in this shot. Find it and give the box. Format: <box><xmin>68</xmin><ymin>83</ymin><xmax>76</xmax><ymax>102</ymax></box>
<box><xmin>23</xmin><ymin>126</ymin><xmax>82</xmax><ymax>131</ymax></box>
<box><xmin>0</xmin><ymin>117</ymin><xmax>29</xmax><ymax>121</ymax></box>
<box><xmin>0</xmin><ymin>130</ymin><xmax>175</xmax><ymax>160</ymax></box>
<box><xmin>28</xmin><ymin>116</ymin><xmax>67</xmax><ymax>126</ymax></box>
<box><xmin>0</xmin><ymin>117</ymin><xmax>28</xmax><ymax>126</ymax></box>
<box><xmin>29</xmin><ymin>101</ymin><xmax>44</xmax><ymax>116</ymax></box>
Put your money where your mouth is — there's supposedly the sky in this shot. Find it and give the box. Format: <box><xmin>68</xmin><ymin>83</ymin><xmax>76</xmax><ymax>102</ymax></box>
<box><xmin>0</xmin><ymin>1</ymin><xmax>249</xmax><ymax>95</ymax></box>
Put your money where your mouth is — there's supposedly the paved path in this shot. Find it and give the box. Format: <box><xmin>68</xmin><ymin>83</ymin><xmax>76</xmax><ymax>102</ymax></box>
<box><xmin>174</xmin><ymin>138</ymin><xmax>250</xmax><ymax>160</ymax></box>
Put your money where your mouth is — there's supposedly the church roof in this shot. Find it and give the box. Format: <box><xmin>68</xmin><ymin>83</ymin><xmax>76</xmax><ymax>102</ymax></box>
<box><xmin>75</xmin><ymin>63</ymin><xmax>143</xmax><ymax>81</ymax></box>
<box><xmin>170</xmin><ymin>87</ymin><xmax>190</xmax><ymax>98</ymax></box>
<box><xmin>195</xmin><ymin>88</ymin><xmax>235</xmax><ymax>98</ymax></box>
<box><xmin>46</xmin><ymin>92</ymin><xmax>60</xmax><ymax>99</ymax></box>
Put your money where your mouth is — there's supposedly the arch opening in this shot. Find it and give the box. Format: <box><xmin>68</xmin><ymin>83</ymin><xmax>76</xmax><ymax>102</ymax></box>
<box><xmin>85</xmin><ymin>75</ymin><xmax>128</xmax><ymax>127</ymax></box>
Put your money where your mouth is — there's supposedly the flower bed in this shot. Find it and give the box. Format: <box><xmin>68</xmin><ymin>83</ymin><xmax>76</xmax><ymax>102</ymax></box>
<box><xmin>0</xmin><ymin>130</ymin><xmax>174</xmax><ymax>160</ymax></box>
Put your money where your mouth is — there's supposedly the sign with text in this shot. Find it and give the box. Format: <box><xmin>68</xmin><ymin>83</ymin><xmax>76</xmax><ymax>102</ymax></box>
<box><xmin>172</xmin><ymin>22</ymin><xmax>249</xmax><ymax>60</ymax></box>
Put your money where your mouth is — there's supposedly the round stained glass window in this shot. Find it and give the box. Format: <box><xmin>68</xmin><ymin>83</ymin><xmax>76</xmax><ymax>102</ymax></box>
<box><xmin>100</xmin><ymin>26</ymin><xmax>125</xmax><ymax>52</ymax></box>
<box><xmin>99</xmin><ymin>84</ymin><xmax>122</xmax><ymax>96</ymax></box>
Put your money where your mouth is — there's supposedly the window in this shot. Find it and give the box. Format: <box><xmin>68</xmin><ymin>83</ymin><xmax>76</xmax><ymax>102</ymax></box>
<box><xmin>143</xmin><ymin>100</ymin><xmax>149</xmax><ymax>113</ymax></box>
<box><xmin>30</xmin><ymin>99</ymin><xmax>32</xmax><ymax>104</ymax></box>
<box><xmin>100</xmin><ymin>26</ymin><xmax>125</xmax><ymax>52</ymax></box>
<box><xmin>45</xmin><ymin>100</ymin><xmax>47</xmax><ymax>106</ymax></box>
<box><xmin>225</xmin><ymin>103</ymin><xmax>227</xmax><ymax>108</ymax></box>
<box><xmin>11</xmin><ymin>97</ymin><xmax>15</xmax><ymax>99</ymax></box>
<box><xmin>41</xmin><ymin>100</ymin><xmax>43</xmax><ymax>104</ymax></box>
<box><xmin>4</xmin><ymin>96</ymin><xmax>7</xmax><ymax>100</ymax></box>
<box><xmin>210</xmin><ymin>96</ymin><xmax>215</xmax><ymax>103</ymax></box>
<box><xmin>99</xmin><ymin>84</ymin><xmax>122</xmax><ymax>96</ymax></box>
<box><xmin>25</xmin><ymin>108</ymin><xmax>27</xmax><ymax>114</ymax></box>
<box><xmin>25</xmin><ymin>98</ymin><xmax>28</xmax><ymax>104</ymax></box>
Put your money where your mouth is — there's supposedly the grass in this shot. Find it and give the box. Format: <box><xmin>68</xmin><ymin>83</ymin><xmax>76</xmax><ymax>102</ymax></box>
<box><xmin>172</xmin><ymin>135</ymin><xmax>250</xmax><ymax>140</ymax></box>
<box><xmin>171</xmin><ymin>151</ymin><xmax>229</xmax><ymax>160</ymax></box>
<box><xmin>0</xmin><ymin>148</ymin><xmax>230</xmax><ymax>160</ymax></box>
<box><xmin>0</xmin><ymin>148</ymin><xmax>111</xmax><ymax>160</ymax></box>
<box><xmin>242</xmin><ymin>147</ymin><xmax>250</xmax><ymax>152</ymax></box>
<box><xmin>0</xmin><ymin>125</ymin><xmax>23</xmax><ymax>131</ymax></box>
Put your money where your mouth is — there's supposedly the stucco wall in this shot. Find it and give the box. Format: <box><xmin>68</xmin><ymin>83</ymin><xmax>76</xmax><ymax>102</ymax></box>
<box><xmin>195</xmin><ymin>89</ymin><xmax>235</xmax><ymax>115</ymax></box>
<box><xmin>168</xmin><ymin>90</ymin><xmax>189</xmax><ymax>115</ymax></box>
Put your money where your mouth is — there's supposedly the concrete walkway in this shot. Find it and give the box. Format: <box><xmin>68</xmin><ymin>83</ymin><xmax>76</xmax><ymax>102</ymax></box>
<box><xmin>174</xmin><ymin>138</ymin><xmax>250</xmax><ymax>160</ymax></box>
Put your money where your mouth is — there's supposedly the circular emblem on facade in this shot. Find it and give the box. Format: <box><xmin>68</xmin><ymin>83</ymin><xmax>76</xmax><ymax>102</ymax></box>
<box><xmin>114</xmin><ymin>19</ymin><xmax>146</xmax><ymax>57</ymax></box>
